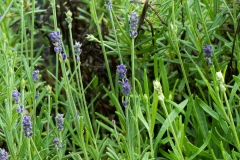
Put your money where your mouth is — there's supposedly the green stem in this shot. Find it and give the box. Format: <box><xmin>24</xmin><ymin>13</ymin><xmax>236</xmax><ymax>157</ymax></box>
<box><xmin>90</xmin><ymin>0</ymin><xmax>115</xmax><ymax>94</ymax></box>
<box><xmin>223</xmin><ymin>92</ymin><xmax>240</xmax><ymax>152</ymax></box>
<box><xmin>30</xmin><ymin>0</ymin><xmax>35</xmax><ymax>66</ymax></box>
<box><xmin>28</xmin><ymin>138</ymin><xmax>32</xmax><ymax>160</ymax></box>
<box><xmin>160</xmin><ymin>99</ymin><xmax>184</xmax><ymax>160</ymax></box>
<box><xmin>131</xmin><ymin>39</ymin><xmax>140</xmax><ymax>154</ymax></box>
<box><xmin>47</xmin><ymin>94</ymin><xmax>51</xmax><ymax>155</ymax></box>
<box><xmin>109</xmin><ymin>11</ymin><xmax>122</xmax><ymax>64</ymax></box>
<box><xmin>30</xmin><ymin>138</ymin><xmax>42</xmax><ymax>160</ymax></box>
<box><xmin>51</xmin><ymin>0</ymin><xmax>59</xmax><ymax>115</ymax></box>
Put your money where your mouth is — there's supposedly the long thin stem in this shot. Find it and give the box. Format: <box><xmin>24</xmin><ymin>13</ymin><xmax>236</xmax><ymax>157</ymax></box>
<box><xmin>50</xmin><ymin>0</ymin><xmax>59</xmax><ymax>115</ymax></box>
<box><xmin>223</xmin><ymin>92</ymin><xmax>240</xmax><ymax>152</ymax></box>
<box><xmin>90</xmin><ymin>0</ymin><xmax>115</xmax><ymax>94</ymax></box>
<box><xmin>109</xmin><ymin>11</ymin><xmax>122</xmax><ymax>64</ymax></box>
<box><xmin>30</xmin><ymin>0</ymin><xmax>35</xmax><ymax>66</ymax></box>
<box><xmin>160</xmin><ymin>100</ymin><xmax>184</xmax><ymax>160</ymax></box>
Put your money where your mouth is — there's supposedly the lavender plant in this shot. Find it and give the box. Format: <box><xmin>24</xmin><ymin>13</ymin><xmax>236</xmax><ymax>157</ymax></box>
<box><xmin>1</xmin><ymin>0</ymin><xmax>240</xmax><ymax>159</ymax></box>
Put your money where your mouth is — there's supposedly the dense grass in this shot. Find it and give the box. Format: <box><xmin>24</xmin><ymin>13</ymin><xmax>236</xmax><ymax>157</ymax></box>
<box><xmin>0</xmin><ymin>0</ymin><xmax>240</xmax><ymax>159</ymax></box>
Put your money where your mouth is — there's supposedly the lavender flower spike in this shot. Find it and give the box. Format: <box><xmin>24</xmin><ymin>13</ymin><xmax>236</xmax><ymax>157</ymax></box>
<box><xmin>116</xmin><ymin>64</ymin><xmax>127</xmax><ymax>79</ymax></box>
<box><xmin>203</xmin><ymin>45</ymin><xmax>213</xmax><ymax>66</ymax></box>
<box><xmin>119</xmin><ymin>79</ymin><xmax>131</xmax><ymax>95</ymax></box>
<box><xmin>23</xmin><ymin>116</ymin><xmax>33</xmax><ymax>138</ymax></box>
<box><xmin>53</xmin><ymin>137</ymin><xmax>62</xmax><ymax>149</ymax></box>
<box><xmin>203</xmin><ymin>45</ymin><xmax>213</xmax><ymax>58</ymax></box>
<box><xmin>56</xmin><ymin>114</ymin><xmax>64</xmax><ymax>130</ymax></box>
<box><xmin>74</xmin><ymin>41</ymin><xmax>82</xmax><ymax>62</ymax></box>
<box><xmin>49</xmin><ymin>31</ymin><xmax>62</xmax><ymax>53</ymax></box>
<box><xmin>16</xmin><ymin>105</ymin><xmax>24</xmax><ymax>113</ymax></box>
<box><xmin>105</xmin><ymin>0</ymin><xmax>112</xmax><ymax>10</ymax></box>
<box><xmin>62</xmin><ymin>53</ymin><xmax>67</xmax><ymax>61</ymax></box>
<box><xmin>129</xmin><ymin>12</ymin><xmax>138</xmax><ymax>39</ymax></box>
<box><xmin>12</xmin><ymin>90</ymin><xmax>20</xmax><ymax>103</ymax></box>
<box><xmin>32</xmin><ymin>69</ymin><xmax>40</xmax><ymax>82</ymax></box>
<box><xmin>0</xmin><ymin>148</ymin><xmax>9</xmax><ymax>160</ymax></box>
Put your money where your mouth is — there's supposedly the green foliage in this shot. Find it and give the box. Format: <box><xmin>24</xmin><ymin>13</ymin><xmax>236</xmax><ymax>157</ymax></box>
<box><xmin>0</xmin><ymin>0</ymin><xmax>240</xmax><ymax>159</ymax></box>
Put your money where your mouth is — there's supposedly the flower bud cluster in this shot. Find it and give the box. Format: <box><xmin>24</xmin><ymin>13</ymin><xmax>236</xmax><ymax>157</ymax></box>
<box><xmin>23</xmin><ymin>116</ymin><xmax>33</xmax><ymax>138</ymax></box>
<box><xmin>0</xmin><ymin>148</ymin><xmax>9</xmax><ymax>160</ymax></box>
<box><xmin>12</xmin><ymin>90</ymin><xmax>20</xmax><ymax>103</ymax></box>
<box><xmin>203</xmin><ymin>45</ymin><xmax>213</xmax><ymax>66</ymax></box>
<box><xmin>117</xmin><ymin>64</ymin><xmax>131</xmax><ymax>106</ymax></box>
<box><xmin>153</xmin><ymin>80</ymin><xmax>164</xmax><ymax>101</ymax></box>
<box><xmin>105</xmin><ymin>0</ymin><xmax>112</xmax><ymax>10</ymax></box>
<box><xmin>216</xmin><ymin>71</ymin><xmax>226</xmax><ymax>92</ymax></box>
<box><xmin>56</xmin><ymin>113</ymin><xmax>64</xmax><ymax>131</ymax></box>
<box><xmin>129</xmin><ymin>12</ymin><xmax>138</xmax><ymax>39</ymax></box>
<box><xmin>49</xmin><ymin>31</ymin><xmax>67</xmax><ymax>62</ymax></box>
<box><xmin>53</xmin><ymin>137</ymin><xmax>62</xmax><ymax>149</ymax></box>
<box><xmin>74</xmin><ymin>41</ymin><xmax>82</xmax><ymax>62</ymax></box>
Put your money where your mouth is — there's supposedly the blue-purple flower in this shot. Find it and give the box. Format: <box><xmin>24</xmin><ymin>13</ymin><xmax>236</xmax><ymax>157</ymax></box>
<box><xmin>55</xmin><ymin>114</ymin><xmax>64</xmax><ymax>130</ymax></box>
<box><xmin>23</xmin><ymin>116</ymin><xmax>33</xmax><ymax>138</ymax></box>
<box><xmin>74</xmin><ymin>41</ymin><xmax>82</xmax><ymax>62</ymax></box>
<box><xmin>116</xmin><ymin>64</ymin><xmax>127</xmax><ymax>79</ymax></box>
<box><xmin>122</xmin><ymin>101</ymin><xmax>129</xmax><ymax>107</ymax></box>
<box><xmin>12</xmin><ymin>90</ymin><xmax>20</xmax><ymax>103</ymax></box>
<box><xmin>62</xmin><ymin>53</ymin><xmax>67</xmax><ymax>61</ymax></box>
<box><xmin>49</xmin><ymin>31</ymin><xmax>62</xmax><ymax>53</ymax></box>
<box><xmin>16</xmin><ymin>105</ymin><xmax>24</xmax><ymax>113</ymax></box>
<box><xmin>0</xmin><ymin>148</ymin><xmax>9</xmax><ymax>160</ymax></box>
<box><xmin>203</xmin><ymin>45</ymin><xmax>213</xmax><ymax>66</ymax></box>
<box><xmin>53</xmin><ymin>137</ymin><xmax>62</xmax><ymax>149</ymax></box>
<box><xmin>32</xmin><ymin>70</ymin><xmax>40</xmax><ymax>82</ymax></box>
<box><xmin>119</xmin><ymin>79</ymin><xmax>131</xmax><ymax>95</ymax></box>
<box><xmin>117</xmin><ymin>64</ymin><xmax>131</xmax><ymax>106</ymax></box>
<box><xmin>35</xmin><ymin>93</ymin><xmax>39</xmax><ymax>99</ymax></box>
<box><xmin>105</xmin><ymin>0</ymin><xmax>112</xmax><ymax>10</ymax></box>
<box><xmin>203</xmin><ymin>45</ymin><xmax>213</xmax><ymax>58</ymax></box>
<box><xmin>129</xmin><ymin>12</ymin><xmax>138</xmax><ymax>39</ymax></box>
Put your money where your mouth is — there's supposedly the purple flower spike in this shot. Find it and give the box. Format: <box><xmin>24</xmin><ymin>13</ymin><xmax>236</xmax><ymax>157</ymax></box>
<box><xmin>16</xmin><ymin>105</ymin><xmax>24</xmax><ymax>113</ymax></box>
<box><xmin>32</xmin><ymin>70</ymin><xmax>40</xmax><ymax>82</ymax></box>
<box><xmin>23</xmin><ymin>116</ymin><xmax>33</xmax><ymax>138</ymax></box>
<box><xmin>203</xmin><ymin>45</ymin><xmax>213</xmax><ymax>66</ymax></box>
<box><xmin>119</xmin><ymin>79</ymin><xmax>131</xmax><ymax>95</ymax></box>
<box><xmin>55</xmin><ymin>114</ymin><xmax>64</xmax><ymax>130</ymax></box>
<box><xmin>116</xmin><ymin>64</ymin><xmax>127</xmax><ymax>79</ymax></box>
<box><xmin>0</xmin><ymin>148</ymin><xmax>9</xmax><ymax>160</ymax></box>
<box><xmin>122</xmin><ymin>101</ymin><xmax>129</xmax><ymax>106</ymax></box>
<box><xmin>12</xmin><ymin>90</ymin><xmax>20</xmax><ymax>103</ymax></box>
<box><xmin>62</xmin><ymin>53</ymin><xmax>67</xmax><ymax>61</ymax></box>
<box><xmin>49</xmin><ymin>31</ymin><xmax>62</xmax><ymax>53</ymax></box>
<box><xmin>105</xmin><ymin>0</ymin><xmax>112</xmax><ymax>10</ymax></box>
<box><xmin>53</xmin><ymin>137</ymin><xmax>62</xmax><ymax>149</ymax></box>
<box><xmin>203</xmin><ymin>45</ymin><xmax>213</xmax><ymax>58</ymax></box>
<box><xmin>129</xmin><ymin>12</ymin><xmax>138</xmax><ymax>39</ymax></box>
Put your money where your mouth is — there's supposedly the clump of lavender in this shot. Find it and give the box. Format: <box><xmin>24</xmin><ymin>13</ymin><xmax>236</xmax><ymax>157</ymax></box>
<box><xmin>105</xmin><ymin>0</ymin><xmax>112</xmax><ymax>10</ymax></box>
<box><xmin>32</xmin><ymin>69</ymin><xmax>40</xmax><ymax>82</ymax></box>
<box><xmin>53</xmin><ymin>137</ymin><xmax>62</xmax><ymax>149</ymax></box>
<box><xmin>74</xmin><ymin>41</ymin><xmax>82</xmax><ymax>62</ymax></box>
<box><xmin>55</xmin><ymin>114</ymin><xmax>64</xmax><ymax>131</ymax></box>
<box><xmin>49</xmin><ymin>31</ymin><xmax>62</xmax><ymax>53</ymax></box>
<box><xmin>129</xmin><ymin>12</ymin><xmax>138</xmax><ymax>39</ymax></box>
<box><xmin>117</xmin><ymin>64</ymin><xmax>131</xmax><ymax>106</ymax></box>
<box><xmin>0</xmin><ymin>148</ymin><xmax>9</xmax><ymax>160</ymax></box>
<box><xmin>12</xmin><ymin>90</ymin><xmax>20</xmax><ymax>103</ymax></box>
<box><xmin>203</xmin><ymin>45</ymin><xmax>213</xmax><ymax>65</ymax></box>
<box><xmin>16</xmin><ymin>105</ymin><xmax>24</xmax><ymax>114</ymax></box>
<box><xmin>23</xmin><ymin>116</ymin><xmax>33</xmax><ymax>138</ymax></box>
